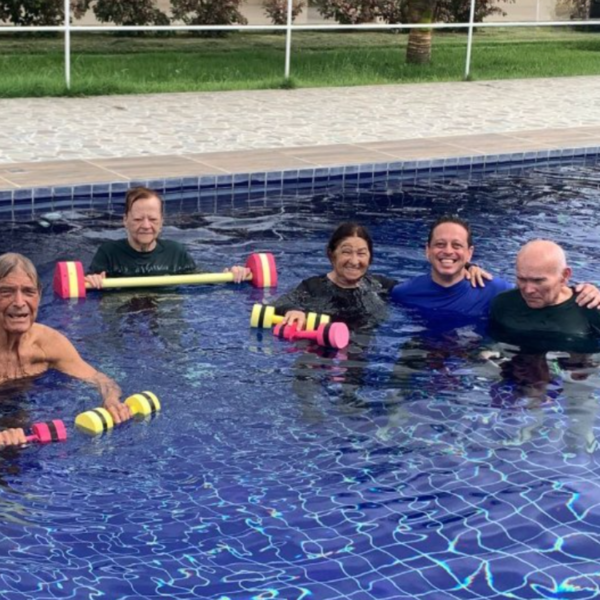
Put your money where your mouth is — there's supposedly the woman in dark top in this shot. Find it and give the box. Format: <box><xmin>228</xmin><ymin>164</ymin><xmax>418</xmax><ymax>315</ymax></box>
<box><xmin>273</xmin><ymin>223</ymin><xmax>397</xmax><ymax>331</ymax></box>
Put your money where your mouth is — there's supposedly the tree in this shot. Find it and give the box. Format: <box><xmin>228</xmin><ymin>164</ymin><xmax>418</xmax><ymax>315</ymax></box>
<box><xmin>376</xmin><ymin>0</ymin><xmax>510</xmax><ymax>64</ymax></box>
<box><xmin>0</xmin><ymin>0</ymin><xmax>87</xmax><ymax>25</ymax></box>
<box><xmin>404</xmin><ymin>0</ymin><xmax>435</xmax><ymax>64</ymax></box>
<box><xmin>262</xmin><ymin>0</ymin><xmax>304</xmax><ymax>24</ymax></box>
<box><xmin>312</xmin><ymin>0</ymin><xmax>380</xmax><ymax>24</ymax></box>
<box><xmin>83</xmin><ymin>0</ymin><xmax>169</xmax><ymax>26</ymax></box>
<box><xmin>170</xmin><ymin>0</ymin><xmax>247</xmax><ymax>28</ymax></box>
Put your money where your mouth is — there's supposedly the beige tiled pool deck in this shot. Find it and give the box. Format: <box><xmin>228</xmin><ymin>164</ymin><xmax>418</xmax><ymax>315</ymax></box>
<box><xmin>1</xmin><ymin>75</ymin><xmax>600</xmax><ymax>190</ymax></box>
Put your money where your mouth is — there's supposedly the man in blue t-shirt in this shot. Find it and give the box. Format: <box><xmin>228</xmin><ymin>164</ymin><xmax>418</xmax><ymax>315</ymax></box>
<box><xmin>392</xmin><ymin>216</ymin><xmax>600</xmax><ymax>321</ymax></box>
<box><xmin>391</xmin><ymin>216</ymin><xmax>512</xmax><ymax>319</ymax></box>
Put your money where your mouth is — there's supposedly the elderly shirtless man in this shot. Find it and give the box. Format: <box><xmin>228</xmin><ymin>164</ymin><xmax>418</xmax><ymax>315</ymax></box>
<box><xmin>0</xmin><ymin>253</ymin><xmax>131</xmax><ymax>446</ymax></box>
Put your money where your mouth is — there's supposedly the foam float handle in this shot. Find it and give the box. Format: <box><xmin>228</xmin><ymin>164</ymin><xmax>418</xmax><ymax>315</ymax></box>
<box><xmin>273</xmin><ymin>322</ymin><xmax>350</xmax><ymax>349</ymax></box>
<box><xmin>75</xmin><ymin>391</ymin><xmax>161</xmax><ymax>436</ymax></box>
<box><xmin>250</xmin><ymin>304</ymin><xmax>330</xmax><ymax>331</ymax></box>
<box><xmin>53</xmin><ymin>253</ymin><xmax>278</xmax><ymax>299</ymax></box>
<box><xmin>23</xmin><ymin>420</ymin><xmax>68</xmax><ymax>444</ymax></box>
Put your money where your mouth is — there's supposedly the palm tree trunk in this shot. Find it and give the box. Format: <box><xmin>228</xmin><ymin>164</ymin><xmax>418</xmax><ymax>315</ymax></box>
<box><xmin>406</xmin><ymin>29</ymin><xmax>433</xmax><ymax>64</ymax></box>
<box><xmin>405</xmin><ymin>0</ymin><xmax>436</xmax><ymax>65</ymax></box>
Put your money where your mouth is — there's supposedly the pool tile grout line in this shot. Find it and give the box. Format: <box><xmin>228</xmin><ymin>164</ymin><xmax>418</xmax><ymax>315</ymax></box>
<box><xmin>2</xmin><ymin>144</ymin><xmax>600</xmax><ymax>221</ymax></box>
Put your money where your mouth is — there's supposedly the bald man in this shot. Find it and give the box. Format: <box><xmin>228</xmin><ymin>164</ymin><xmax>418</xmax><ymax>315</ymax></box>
<box><xmin>489</xmin><ymin>240</ymin><xmax>600</xmax><ymax>351</ymax></box>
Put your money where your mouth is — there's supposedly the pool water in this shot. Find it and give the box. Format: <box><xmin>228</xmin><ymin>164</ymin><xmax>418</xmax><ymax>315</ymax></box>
<box><xmin>1</xmin><ymin>160</ymin><xmax>600</xmax><ymax>599</ymax></box>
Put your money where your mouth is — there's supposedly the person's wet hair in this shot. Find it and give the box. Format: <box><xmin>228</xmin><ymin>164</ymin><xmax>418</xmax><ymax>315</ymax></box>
<box><xmin>0</xmin><ymin>253</ymin><xmax>41</xmax><ymax>294</ymax></box>
<box><xmin>427</xmin><ymin>215</ymin><xmax>473</xmax><ymax>247</ymax></box>
<box><xmin>327</xmin><ymin>223</ymin><xmax>373</xmax><ymax>264</ymax></box>
<box><xmin>124</xmin><ymin>186</ymin><xmax>164</xmax><ymax>216</ymax></box>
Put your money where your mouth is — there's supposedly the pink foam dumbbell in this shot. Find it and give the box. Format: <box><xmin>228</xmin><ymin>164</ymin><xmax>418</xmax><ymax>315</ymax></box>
<box><xmin>273</xmin><ymin>321</ymin><xmax>350</xmax><ymax>349</ymax></box>
<box><xmin>27</xmin><ymin>420</ymin><xmax>68</xmax><ymax>444</ymax></box>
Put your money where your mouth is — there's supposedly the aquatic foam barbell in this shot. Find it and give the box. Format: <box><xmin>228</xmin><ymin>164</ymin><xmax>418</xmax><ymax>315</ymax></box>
<box><xmin>273</xmin><ymin>322</ymin><xmax>350</xmax><ymax>350</ymax></box>
<box><xmin>75</xmin><ymin>391</ymin><xmax>161</xmax><ymax>436</ymax></box>
<box><xmin>53</xmin><ymin>253</ymin><xmax>278</xmax><ymax>299</ymax></box>
<box><xmin>250</xmin><ymin>304</ymin><xmax>330</xmax><ymax>332</ymax></box>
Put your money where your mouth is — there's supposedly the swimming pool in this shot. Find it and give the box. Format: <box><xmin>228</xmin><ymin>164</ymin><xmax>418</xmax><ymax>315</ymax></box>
<box><xmin>1</xmin><ymin>158</ymin><xmax>600</xmax><ymax>600</ymax></box>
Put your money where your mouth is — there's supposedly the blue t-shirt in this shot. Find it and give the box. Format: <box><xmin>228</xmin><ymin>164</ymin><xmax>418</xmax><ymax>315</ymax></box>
<box><xmin>391</xmin><ymin>273</ymin><xmax>513</xmax><ymax>318</ymax></box>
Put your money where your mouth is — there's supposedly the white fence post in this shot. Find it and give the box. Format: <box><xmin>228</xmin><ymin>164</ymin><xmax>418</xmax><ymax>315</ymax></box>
<box><xmin>464</xmin><ymin>0</ymin><xmax>477</xmax><ymax>79</ymax></box>
<box><xmin>285</xmin><ymin>0</ymin><xmax>293</xmax><ymax>79</ymax></box>
<box><xmin>64</xmin><ymin>0</ymin><xmax>71</xmax><ymax>89</ymax></box>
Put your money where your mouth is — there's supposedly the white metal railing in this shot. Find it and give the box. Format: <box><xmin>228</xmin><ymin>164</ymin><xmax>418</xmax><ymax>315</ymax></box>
<box><xmin>0</xmin><ymin>0</ymin><xmax>597</xmax><ymax>88</ymax></box>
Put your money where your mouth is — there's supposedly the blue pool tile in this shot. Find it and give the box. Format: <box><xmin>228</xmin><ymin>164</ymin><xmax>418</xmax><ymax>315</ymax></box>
<box><xmin>233</xmin><ymin>174</ymin><xmax>250</xmax><ymax>194</ymax></box>
<box><xmin>216</xmin><ymin>174</ymin><xmax>233</xmax><ymax>187</ymax></box>
<box><xmin>129</xmin><ymin>178</ymin><xmax>147</xmax><ymax>190</ymax></box>
<box><xmin>110</xmin><ymin>181</ymin><xmax>128</xmax><ymax>201</ymax></box>
<box><xmin>198</xmin><ymin>195</ymin><xmax>216</xmax><ymax>213</ymax></box>
<box><xmin>0</xmin><ymin>203</ymin><xmax>13</xmax><ymax>219</ymax></box>
<box><xmin>266</xmin><ymin>172</ymin><xmax>283</xmax><ymax>194</ymax></box>
<box><xmin>282</xmin><ymin>169</ymin><xmax>299</xmax><ymax>184</ymax></box>
<box><xmin>249</xmin><ymin>189</ymin><xmax>266</xmax><ymax>200</ymax></box>
<box><xmin>73</xmin><ymin>185</ymin><xmax>92</xmax><ymax>211</ymax></box>
<box><xmin>535</xmin><ymin>149</ymin><xmax>550</xmax><ymax>160</ymax></box>
<box><xmin>199</xmin><ymin>174</ymin><xmax>216</xmax><ymax>188</ymax></box>
<box><xmin>231</xmin><ymin>195</ymin><xmax>249</xmax><ymax>212</ymax></box>
<box><xmin>147</xmin><ymin>178</ymin><xmax>166</xmax><ymax>193</ymax></box>
<box><xmin>182</xmin><ymin>176</ymin><xmax>199</xmax><ymax>191</ymax></box>
<box><xmin>164</xmin><ymin>178</ymin><xmax>183</xmax><ymax>195</ymax></box>
<box><xmin>250</xmin><ymin>172</ymin><xmax>267</xmax><ymax>185</ymax></box>
<box><xmin>180</xmin><ymin>198</ymin><xmax>199</xmax><ymax>213</ymax></box>
<box><xmin>92</xmin><ymin>198</ymin><xmax>111</xmax><ymax>212</ymax></box>
<box><xmin>92</xmin><ymin>183</ymin><xmax>110</xmax><ymax>199</ymax></box>
<box><xmin>13</xmin><ymin>190</ymin><xmax>33</xmax><ymax>218</ymax></box>
<box><xmin>344</xmin><ymin>173</ymin><xmax>359</xmax><ymax>186</ymax></box>
<box><xmin>297</xmin><ymin>168</ymin><xmax>314</xmax><ymax>184</ymax></box>
<box><xmin>32</xmin><ymin>187</ymin><xmax>53</xmax><ymax>213</ymax></box>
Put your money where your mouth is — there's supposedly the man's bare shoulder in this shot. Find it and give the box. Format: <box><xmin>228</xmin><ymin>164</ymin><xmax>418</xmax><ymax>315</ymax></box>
<box><xmin>28</xmin><ymin>324</ymin><xmax>71</xmax><ymax>354</ymax></box>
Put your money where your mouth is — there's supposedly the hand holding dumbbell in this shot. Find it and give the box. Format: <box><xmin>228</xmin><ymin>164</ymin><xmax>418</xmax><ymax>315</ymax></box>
<box><xmin>75</xmin><ymin>391</ymin><xmax>161</xmax><ymax>435</ymax></box>
<box><xmin>251</xmin><ymin>304</ymin><xmax>330</xmax><ymax>331</ymax></box>
<box><xmin>0</xmin><ymin>420</ymin><xmax>67</xmax><ymax>447</ymax></box>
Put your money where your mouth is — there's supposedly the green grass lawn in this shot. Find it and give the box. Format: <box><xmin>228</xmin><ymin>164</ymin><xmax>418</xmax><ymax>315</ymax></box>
<box><xmin>0</xmin><ymin>28</ymin><xmax>599</xmax><ymax>97</ymax></box>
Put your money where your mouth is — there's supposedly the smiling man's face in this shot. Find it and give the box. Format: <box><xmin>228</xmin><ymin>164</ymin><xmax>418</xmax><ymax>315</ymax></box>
<box><xmin>426</xmin><ymin>222</ymin><xmax>474</xmax><ymax>287</ymax></box>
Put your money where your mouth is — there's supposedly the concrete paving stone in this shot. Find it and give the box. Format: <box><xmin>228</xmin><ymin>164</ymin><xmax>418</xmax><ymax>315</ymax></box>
<box><xmin>0</xmin><ymin>76</ymin><xmax>599</xmax><ymax>188</ymax></box>
<box><xmin>0</xmin><ymin>161</ymin><xmax>129</xmax><ymax>187</ymax></box>
<box><xmin>88</xmin><ymin>155</ymin><xmax>227</xmax><ymax>179</ymax></box>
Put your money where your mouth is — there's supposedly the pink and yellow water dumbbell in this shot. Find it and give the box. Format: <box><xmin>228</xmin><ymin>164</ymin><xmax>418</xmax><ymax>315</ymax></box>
<box><xmin>53</xmin><ymin>253</ymin><xmax>277</xmax><ymax>299</ymax></box>
<box><xmin>273</xmin><ymin>321</ymin><xmax>350</xmax><ymax>350</ymax></box>
<box><xmin>250</xmin><ymin>303</ymin><xmax>330</xmax><ymax>332</ymax></box>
